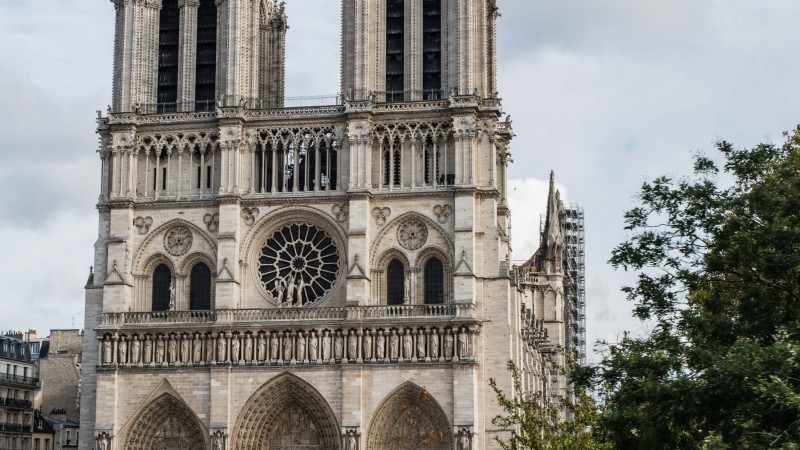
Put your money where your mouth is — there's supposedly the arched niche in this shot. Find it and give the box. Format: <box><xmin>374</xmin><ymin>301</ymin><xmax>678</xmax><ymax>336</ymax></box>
<box><xmin>122</xmin><ymin>394</ymin><xmax>207</xmax><ymax>450</ymax></box>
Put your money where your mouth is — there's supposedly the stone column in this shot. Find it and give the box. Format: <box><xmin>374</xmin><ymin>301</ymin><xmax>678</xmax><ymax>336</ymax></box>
<box><xmin>177</xmin><ymin>0</ymin><xmax>200</xmax><ymax>111</ymax></box>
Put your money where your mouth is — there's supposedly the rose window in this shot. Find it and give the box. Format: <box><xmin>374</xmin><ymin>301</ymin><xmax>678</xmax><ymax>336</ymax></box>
<box><xmin>397</xmin><ymin>220</ymin><xmax>429</xmax><ymax>250</ymax></box>
<box><xmin>258</xmin><ymin>223</ymin><xmax>340</xmax><ymax>306</ymax></box>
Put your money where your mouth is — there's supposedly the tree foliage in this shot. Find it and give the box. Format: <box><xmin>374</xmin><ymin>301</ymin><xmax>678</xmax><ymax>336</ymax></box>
<box><xmin>490</xmin><ymin>360</ymin><xmax>610</xmax><ymax>450</ymax></box>
<box><xmin>583</xmin><ymin>127</ymin><xmax>800</xmax><ymax>449</ymax></box>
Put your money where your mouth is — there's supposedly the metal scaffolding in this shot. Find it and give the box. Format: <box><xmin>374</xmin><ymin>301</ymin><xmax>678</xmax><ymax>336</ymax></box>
<box><xmin>561</xmin><ymin>205</ymin><xmax>586</xmax><ymax>364</ymax></box>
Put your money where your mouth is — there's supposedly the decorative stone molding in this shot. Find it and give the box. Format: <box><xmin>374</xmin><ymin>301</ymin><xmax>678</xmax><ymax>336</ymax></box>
<box><xmin>97</xmin><ymin>322</ymin><xmax>478</xmax><ymax>368</ymax></box>
<box><xmin>397</xmin><ymin>220</ymin><xmax>429</xmax><ymax>250</ymax></box>
<box><xmin>332</xmin><ymin>203</ymin><xmax>349</xmax><ymax>223</ymax></box>
<box><xmin>372</xmin><ymin>207</ymin><xmax>391</xmax><ymax>227</ymax></box>
<box><xmin>203</xmin><ymin>213</ymin><xmax>220</xmax><ymax>233</ymax></box>
<box><xmin>133</xmin><ymin>216</ymin><xmax>154</xmax><ymax>235</ymax></box>
<box><xmin>433</xmin><ymin>205</ymin><xmax>453</xmax><ymax>224</ymax></box>
<box><xmin>241</xmin><ymin>207</ymin><xmax>260</xmax><ymax>226</ymax></box>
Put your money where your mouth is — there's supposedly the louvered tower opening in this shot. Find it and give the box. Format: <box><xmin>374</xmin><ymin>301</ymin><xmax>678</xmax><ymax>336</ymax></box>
<box><xmin>386</xmin><ymin>0</ymin><xmax>405</xmax><ymax>102</ymax></box>
<box><xmin>422</xmin><ymin>0</ymin><xmax>442</xmax><ymax>99</ymax></box>
<box><xmin>195</xmin><ymin>0</ymin><xmax>217</xmax><ymax>111</ymax></box>
<box><xmin>157</xmin><ymin>0</ymin><xmax>179</xmax><ymax>113</ymax></box>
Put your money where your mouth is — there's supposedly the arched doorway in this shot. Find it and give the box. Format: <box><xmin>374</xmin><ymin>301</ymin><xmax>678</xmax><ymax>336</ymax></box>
<box><xmin>232</xmin><ymin>373</ymin><xmax>341</xmax><ymax>450</ymax></box>
<box><xmin>122</xmin><ymin>394</ymin><xmax>206</xmax><ymax>450</ymax></box>
<box><xmin>366</xmin><ymin>382</ymin><xmax>452</xmax><ymax>450</ymax></box>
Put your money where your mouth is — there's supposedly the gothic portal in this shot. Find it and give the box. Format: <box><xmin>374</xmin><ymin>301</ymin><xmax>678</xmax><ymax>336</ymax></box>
<box><xmin>80</xmin><ymin>1</ymin><xmax>572</xmax><ymax>449</ymax></box>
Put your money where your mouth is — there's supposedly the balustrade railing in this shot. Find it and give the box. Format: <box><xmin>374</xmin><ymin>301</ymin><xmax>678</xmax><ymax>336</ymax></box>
<box><xmin>0</xmin><ymin>374</ymin><xmax>37</xmax><ymax>387</ymax></box>
<box><xmin>100</xmin><ymin>304</ymin><xmax>475</xmax><ymax>327</ymax></box>
<box><xmin>1</xmin><ymin>398</ymin><xmax>32</xmax><ymax>409</ymax></box>
<box><xmin>0</xmin><ymin>423</ymin><xmax>32</xmax><ymax>433</ymax></box>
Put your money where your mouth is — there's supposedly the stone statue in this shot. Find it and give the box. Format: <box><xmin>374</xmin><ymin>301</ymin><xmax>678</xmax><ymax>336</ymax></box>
<box><xmin>131</xmin><ymin>336</ymin><xmax>141</xmax><ymax>364</ymax></box>
<box><xmin>444</xmin><ymin>333</ymin><xmax>454</xmax><ymax>360</ymax></box>
<box><xmin>348</xmin><ymin>332</ymin><xmax>358</xmax><ymax>360</ymax></box>
<box><xmin>168</xmin><ymin>281</ymin><xmax>176</xmax><ymax>311</ymax></box>
<box><xmin>390</xmin><ymin>332</ymin><xmax>399</xmax><ymax>360</ymax></box>
<box><xmin>376</xmin><ymin>332</ymin><xmax>385</xmax><ymax>360</ymax></box>
<box><xmin>217</xmin><ymin>334</ymin><xmax>227</xmax><ymax>363</ymax></box>
<box><xmin>458</xmin><ymin>330</ymin><xmax>468</xmax><ymax>359</ymax></box>
<box><xmin>193</xmin><ymin>335</ymin><xmax>202</xmax><ymax>363</ymax></box>
<box><xmin>231</xmin><ymin>336</ymin><xmax>241</xmax><ymax>362</ymax></box>
<box><xmin>322</xmin><ymin>332</ymin><xmax>332</xmax><ymax>361</ymax></box>
<box><xmin>213</xmin><ymin>433</ymin><xmax>224</xmax><ymax>450</ymax></box>
<box><xmin>244</xmin><ymin>335</ymin><xmax>253</xmax><ymax>362</ymax></box>
<box><xmin>103</xmin><ymin>339</ymin><xmax>112</xmax><ymax>364</ymax></box>
<box><xmin>458</xmin><ymin>430</ymin><xmax>470</xmax><ymax>450</ymax></box>
<box><xmin>168</xmin><ymin>336</ymin><xmax>178</xmax><ymax>364</ymax></box>
<box><xmin>417</xmin><ymin>331</ymin><xmax>426</xmax><ymax>359</ymax></box>
<box><xmin>283</xmin><ymin>333</ymin><xmax>293</xmax><ymax>361</ymax></box>
<box><xmin>118</xmin><ymin>337</ymin><xmax>127</xmax><ymax>365</ymax></box>
<box><xmin>296</xmin><ymin>278</ymin><xmax>306</xmax><ymax>305</ymax></box>
<box><xmin>98</xmin><ymin>436</ymin><xmax>108</xmax><ymax>450</ymax></box>
<box><xmin>345</xmin><ymin>432</ymin><xmax>357</xmax><ymax>450</ymax></box>
<box><xmin>363</xmin><ymin>332</ymin><xmax>373</xmax><ymax>360</ymax></box>
<box><xmin>430</xmin><ymin>332</ymin><xmax>440</xmax><ymax>359</ymax></box>
<box><xmin>271</xmin><ymin>334</ymin><xmax>280</xmax><ymax>361</ymax></box>
<box><xmin>309</xmin><ymin>332</ymin><xmax>318</xmax><ymax>361</ymax></box>
<box><xmin>296</xmin><ymin>333</ymin><xmax>306</xmax><ymax>361</ymax></box>
<box><xmin>144</xmin><ymin>336</ymin><xmax>153</xmax><ymax>364</ymax></box>
<box><xmin>285</xmin><ymin>274</ymin><xmax>296</xmax><ymax>306</ymax></box>
<box><xmin>181</xmin><ymin>335</ymin><xmax>190</xmax><ymax>364</ymax></box>
<box><xmin>404</xmin><ymin>277</ymin><xmax>410</xmax><ymax>300</ymax></box>
<box><xmin>156</xmin><ymin>338</ymin><xmax>165</xmax><ymax>364</ymax></box>
<box><xmin>206</xmin><ymin>336</ymin><xmax>214</xmax><ymax>363</ymax></box>
<box><xmin>403</xmin><ymin>332</ymin><xmax>413</xmax><ymax>359</ymax></box>
<box><xmin>257</xmin><ymin>334</ymin><xmax>267</xmax><ymax>362</ymax></box>
<box><xmin>275</xmin><ymin>276</ymin><xmax>286</xmax><ymax>305</ymax></box>
<box><xmin>334</xmin><ymin>332</ymin><xmax>344</xmax><ymax>360</ymax></box>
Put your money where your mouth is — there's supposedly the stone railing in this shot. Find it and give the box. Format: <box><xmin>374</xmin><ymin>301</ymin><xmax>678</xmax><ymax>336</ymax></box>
<box><xmin>100</xmin><ymin>304</ymin><xmax>475</xmax><ymax>327</ymax></box>
<box><xmin>97</xmin><ymin>322</ymin><xmax>479</xmax><ymax>369</ymax></box>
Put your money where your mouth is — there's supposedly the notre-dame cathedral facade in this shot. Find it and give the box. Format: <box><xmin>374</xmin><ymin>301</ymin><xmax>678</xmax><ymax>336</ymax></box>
<box><xmin>79</xmin><ymin>0</ymin><xmax>576</xmax><ymax>449</ymax></box>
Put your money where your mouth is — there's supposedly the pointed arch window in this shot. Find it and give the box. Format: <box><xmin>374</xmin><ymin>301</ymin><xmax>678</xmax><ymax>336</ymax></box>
<box><xmin>189</xmin><ymin>263</ymin><xmax>212</xmax><ymax>310</ymax></box>
<box><xmin>157</xmin><ymin>0</ymin><xmax>179</xmax><ymax>113</ymax></box>
<box><xmin>387</xmin><ymin>259</ymin><xmax>405</xmax><ymax>305</ymax></box>
<box><xmin>195</xmin><ymin>0</ymin><xmax>217</xmax><ymax>111</ymax></box>
<box><xmin>424</xmin><ymin>258</ymin><xmax>444</xmax><ymax>304</ymax></box>
<box><xmin>386</xmin><ymin>0</ymin><xmax>405</xmax><ymax>102</ymax></box>
<box><xmin>152</xmin><ymin>264</ymin><xmax>172</xmax><ymax>311</ymax></box>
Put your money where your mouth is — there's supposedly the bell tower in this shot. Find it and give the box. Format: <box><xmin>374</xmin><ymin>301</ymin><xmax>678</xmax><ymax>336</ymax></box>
<box><xmin>342</xmin><ymin>0</ymin><xmax>499</xmax><ymax>101</ymax></box>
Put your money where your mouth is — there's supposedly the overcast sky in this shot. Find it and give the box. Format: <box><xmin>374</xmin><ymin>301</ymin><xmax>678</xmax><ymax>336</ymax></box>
<box><xmin>0</xmin><ymin>1</ymin><xmax>798</xmax><ymax>357</ymax></box>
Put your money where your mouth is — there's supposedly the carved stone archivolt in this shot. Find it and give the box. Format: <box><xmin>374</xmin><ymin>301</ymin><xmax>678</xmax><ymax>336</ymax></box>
<box><xmin>123</xmin><ymin>394</ymin><xmax>206</xmax><ymax>450</ymax></box>
<box><xmin>366</xmin><ymin>383</ymin><xmax>453</xmax><ymax>450</ymax></box>
<box><xmin>397</xmin><ymin>220</ymin><xmax>429</xmax><ymax>250</ymax></box>
<box><xmin>133</xmin><ymin>216</ymin><xmax>154</xmax><ymax>235</ymax></box>
<box><xmin>98</xmin><ymin>324</ymin><xmax>476</xmax><ymax>367</ymax></box>
<box><xmin>232</xmin><ymin>373</ymin><xmax>341</xmax><ymax>450</ymax></box>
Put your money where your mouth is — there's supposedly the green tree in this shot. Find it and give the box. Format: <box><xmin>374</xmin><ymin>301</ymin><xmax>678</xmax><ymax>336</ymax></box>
<box><xmin>490</xmin><ymin>360</ymin><xmax>610</xmax><ymax>450</ymax></box>
<box><xmin>583</xmin><ymin>127</ymin><xmax>800</xmax><ymax>449</ymax></box>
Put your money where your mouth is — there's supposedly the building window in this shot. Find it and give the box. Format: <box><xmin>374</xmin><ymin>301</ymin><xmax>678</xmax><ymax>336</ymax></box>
<box><xmin>422</xmin><ymin>0</ymin><xmax>442</xmax><ymax>99</ymax></box>
<box><xmin>152</xmin><ymin>264</ymin><xmax>172</xmax><ymax>311</ymax></box>
<box><xmin>34</xmin><ymin>438</ymin><xmax>40</xmax><ymax>450</ymax></box>
<box><xmin>387</xmin><ymin>259</ymin><xmax>405</xmax><ymax>305</ymax></box>
<box><xmin>424</xmin><ymin>257</ymin><xmax>445</xmax><ymax>304</ymax></box>
<box><xmin>189</xmin><ymin>263</ymin><xmax>212</xmax><ymax>310</ymax></box>
<box><xmin>195</xmin><ymin>0</ymin><xmax>217</xmax><ymax>111</ymax></box>
<box><xmin>157</xmin><ymin>0</ymin><xmax>180</xmax><ymax>112</ymax></box>
<box><xmin>45</xmin><ymin>438</ymin><xmax>50</xmax><ymax>450</ymax></box>
<box><xmin>385</xmin><ymin>0</ymin><xmax>404</xmax><ymax>102</ymax></box>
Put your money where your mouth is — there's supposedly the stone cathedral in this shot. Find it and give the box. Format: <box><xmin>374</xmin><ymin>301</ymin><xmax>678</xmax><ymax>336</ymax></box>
<box><xmin>80</xmin><ymin>0</ymin><xmax>575</xmax><ymax>449</ymax></box>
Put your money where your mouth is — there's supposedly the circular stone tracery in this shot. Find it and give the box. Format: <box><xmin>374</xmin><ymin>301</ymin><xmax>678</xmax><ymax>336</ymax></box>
<box><xmin>258</xmin><ymin>223</ymin><xmax>340</xmax><ymax>306</ymax></box>
<box><xmin>397</xmin><ymin>220</ymin><xmax>429</xmax><ymax>250</ymax></box>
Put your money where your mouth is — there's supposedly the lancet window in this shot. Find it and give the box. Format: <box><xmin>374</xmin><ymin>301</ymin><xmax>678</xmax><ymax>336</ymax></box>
<box><xmin>152</xmin><ymin>264</ymin><xmax>172</xmax><ymax>312</ymax></box>
<box><xmin>382</xmin><ymin>137</ymin><xmax>402</xmax><ymax>187</ymax></box>
<box><xmin>189</xmin><ymin>263</ymin><xmax>212</xmax><ymax>310</ymax></box>
<box><xmin>387</xmin><ymin>260</ymin><xmax>406</xmax><ymax>305</ymax></box>
<box><xmin>422</xmin><ymin>0</ymin><xmax>442</xmax><ymax>99</ymax></box>
<box><xmin>424</xmin><ymin>258</ymin><xmax>444</xmax><ymax>304</ymax></box>
<box><xmin>386</xmin><ymin>0</ymin><xmax>405</xmax><ymax>102</ymax></box>
<box><xmin>253</xmin><ymin>130</ymin><xmax>338</xmax><ymax>194</ymax></box>
<box><xmin>157</xmin><ymin>0</ymin><xmax>179</xmax><ymax>112</ymax></box>
<box><xmin>195</xmin><ymin>0</ymin><xmax>217</xmax><ymax>111</ymax></box>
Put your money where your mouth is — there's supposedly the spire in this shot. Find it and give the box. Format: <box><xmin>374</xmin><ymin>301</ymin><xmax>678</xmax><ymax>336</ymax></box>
<box><xmin>543</xmin><ymin>171</ymin><xmax>565</xmax><ymax>272</ymax></box>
